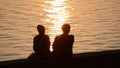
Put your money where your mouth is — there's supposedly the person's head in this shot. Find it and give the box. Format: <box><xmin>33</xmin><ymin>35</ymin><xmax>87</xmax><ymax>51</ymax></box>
<box><xmin>62</xmin><ymin>24</ymin><xmax>70</xmax><ymax>35</ymax></box>
<box><xmin>37</xmin><ymin>25</ymin><xmax>45</xmax><ymax>35</ymax></box>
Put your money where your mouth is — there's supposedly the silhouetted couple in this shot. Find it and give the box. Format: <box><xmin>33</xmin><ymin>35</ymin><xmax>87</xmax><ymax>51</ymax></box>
<box><xmin>28</xmin><ymin>24</ymin><xmax>74</xmax><ymax>61</ymax></box>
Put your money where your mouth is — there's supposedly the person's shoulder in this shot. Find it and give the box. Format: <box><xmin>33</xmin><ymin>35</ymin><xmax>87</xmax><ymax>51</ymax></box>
<box><xmin>56</xmin><ymin>34</ymin><xmax>63</xmax><ymax>38</ymax></box>
<box><xmin>34</xmin><ymin>35</ymin><xmax>39</xmax><ymax>39</ymax></box>
<box><xmin>54</xmin><ymin>35</ymin><xmax>62</xmax><ymax>40</ymax></box>
<box><xmin>45</xmin><ymin>35</ymin><xmax>49</xmax><ymax>38</ymax></box>
<box><xmin>69</xmin><ymin>35</ymin><xmax>74</xmax><ymax>42</ymax></box>
<box><xmin>69</xmin><ymin>35</ymin><xmax>74</xmax><ymax>38</ymax></box>
<box><xmin>34</xmin><ymin>35</ymin><xmax>39</xmax><ymax>38</ymax></box>
<box><xmin>45</xmin><ymin>35</ymin><xmax>49</xmax><ymax>37</ymax></box>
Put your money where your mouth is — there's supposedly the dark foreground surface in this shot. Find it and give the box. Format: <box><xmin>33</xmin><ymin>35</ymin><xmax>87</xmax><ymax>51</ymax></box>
<box><xmin>0</xmin><ymin>50</ymin><xmax>120</xmax><ymax>68</ymax></box>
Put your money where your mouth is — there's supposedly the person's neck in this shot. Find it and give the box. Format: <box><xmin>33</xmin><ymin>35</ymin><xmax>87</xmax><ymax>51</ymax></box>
<box><xmin>39</xmin><ymin>34</ymin><xmax>45</xmax><ymax>36</ymax></box>
<box><xmin>63</xmin><ymin>33</ymin><xmax>68</xmax><ymax>36</ymax></box>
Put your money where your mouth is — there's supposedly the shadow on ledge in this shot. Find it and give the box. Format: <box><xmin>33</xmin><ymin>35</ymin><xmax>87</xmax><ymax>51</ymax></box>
<box><xmin>0</xmin><ymin>49</ymin><xmax>120</xmax><ymax>68</ymax></box>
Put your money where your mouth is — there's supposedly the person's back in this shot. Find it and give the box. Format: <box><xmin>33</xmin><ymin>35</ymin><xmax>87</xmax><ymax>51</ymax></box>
<box><xmin>52</xmin><ymin>24</ymin><xmax>74</xmax><ymax>59</ymax></box>
<box><xmin>28</xmin><ymin>25</ymin><xmax>50</xmax><ymax>60</ymax></box>
<box><xmin>33</xmin><ymin>35</ymin><xmax>50</xmax><ymax>58</ymax></box>
<box><xmin>53</xmin><ymin>34</ymin><xmax>74</xmax><ymax>58</ymax></box>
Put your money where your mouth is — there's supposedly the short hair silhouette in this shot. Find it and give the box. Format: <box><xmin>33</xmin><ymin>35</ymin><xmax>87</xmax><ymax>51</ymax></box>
<box><xmin>52</xmin><ymin>24</ymin><xmax>74</xmax><ymax>59</ymax></box>
<box><xmin>37</xmin><ymin>25</ymin><xmax>45</xmax><ymax>35</ymax></box>
<box><xmin>62</xmin><ymin>24</ymin><xmax>70</xmax><ymax>35</ymax></box>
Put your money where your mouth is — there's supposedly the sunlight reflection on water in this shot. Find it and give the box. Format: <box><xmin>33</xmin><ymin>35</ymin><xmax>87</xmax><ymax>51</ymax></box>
<box><xmin>0</xmin><ymin>0</ymin><xmax>120</xmax><ymax>61</ymax></box>
<box><xmin>44</xmin><ymin>0</ymin><xmax>70</xmax><ymax>51</ymax></box>
<box><xmin>44</xmin><ymin>0</ymin><xmax>70</xmax><ymax>44</ymax></box>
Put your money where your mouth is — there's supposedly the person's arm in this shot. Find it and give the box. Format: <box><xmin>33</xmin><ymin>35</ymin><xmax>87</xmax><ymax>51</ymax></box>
<box><xmin>69</xmin><ymin>35</ymin><xmax>74</xmax><ymax>55</ymax></box>
<box><xmin>46</xmin><ymin>35</ymin><xmax>50</xmax><ymax>52</ymax></box>
<box><xmin>52</xmin><ymin>36</ymin><xmax>58</xmax><ymax>51</ymax></box>
<box><xmin>33</xmin><ymin>36</ymin><xmax>38</xmax><ymax>52</ymax></box>
<box><xmin>72</xmin><ymin>35</ymin><xmax>74</xmax><ymax>44</ymax></box>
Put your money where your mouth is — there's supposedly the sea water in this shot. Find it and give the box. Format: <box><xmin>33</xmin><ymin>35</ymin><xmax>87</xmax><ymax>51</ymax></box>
<box><xmin>0</xmin><ymin>0</ymin><xmax>120</xmax><ymax>61</ymax></box>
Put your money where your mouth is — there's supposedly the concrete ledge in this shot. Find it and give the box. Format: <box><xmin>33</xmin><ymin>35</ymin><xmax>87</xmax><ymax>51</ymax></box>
<box><xmin>0</xmin><ymin>50</ymin><xmax>120</xmax><ymax>68</ymax></box>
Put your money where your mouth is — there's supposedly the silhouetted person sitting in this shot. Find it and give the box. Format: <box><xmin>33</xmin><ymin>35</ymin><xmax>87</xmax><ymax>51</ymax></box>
<box><xmin>28</xmin><ymin>25</ymin><xmax>50</xmax><ymax>61</ymax></box>
<box><xmin>52</xmin><ymin>24</ymin><xmax>74</xmax><ymax>59</ymax></box>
